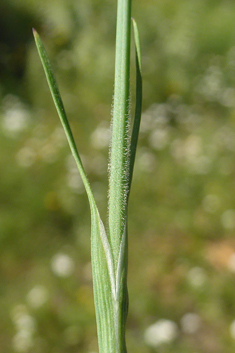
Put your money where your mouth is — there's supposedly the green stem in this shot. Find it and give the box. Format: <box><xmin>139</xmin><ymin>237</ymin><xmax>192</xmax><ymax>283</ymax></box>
<box><xmin>108</xmin><ymin>0</ymin><xmax>132</xmax><ymax>352</ymax></box>
<box><xmin>109</xmin><ymin>0</ymin><xmax>132</xmax><ymax>267</ymax></box>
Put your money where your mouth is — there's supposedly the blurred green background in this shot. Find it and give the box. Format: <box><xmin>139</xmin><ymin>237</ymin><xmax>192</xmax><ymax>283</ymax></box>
<box><xmin>2</xmin><ymin>0</ymin><xmax>235</xmax><ymax>352</ymax></box>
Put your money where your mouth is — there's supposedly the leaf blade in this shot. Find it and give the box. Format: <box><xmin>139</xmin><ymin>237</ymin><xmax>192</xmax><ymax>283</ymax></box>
<box><xmin>33</xmin><ymin>29</ymin><xmax>118</xmax><ymax>353</ymax></box>
<box><xmin>33</xmin><ymin>29</ymin><xmax>92</xmax><ymax>202</ymax></box>
<box><xmin>128</xmin><ymin>18</ymin><xmax>142</xmax><ymax>192</ymax></box>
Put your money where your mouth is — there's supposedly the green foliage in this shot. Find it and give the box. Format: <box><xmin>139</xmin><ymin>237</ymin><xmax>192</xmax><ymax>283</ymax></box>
<box><xmin>33</xmin><ymin>1</ymin><xmax>142</xmax><ymax>351</ymax></box>
<box><xmin>2</xmin><ymin>1</ymin><xmax>235</xmax><ymax>353</ymax></box>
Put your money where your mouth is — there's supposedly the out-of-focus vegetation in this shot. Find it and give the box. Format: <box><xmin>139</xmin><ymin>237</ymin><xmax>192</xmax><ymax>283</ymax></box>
<box><xmin>2</xmin><ymin>0</ymin><xmax>235</xmax><ymax>352</ymax></box>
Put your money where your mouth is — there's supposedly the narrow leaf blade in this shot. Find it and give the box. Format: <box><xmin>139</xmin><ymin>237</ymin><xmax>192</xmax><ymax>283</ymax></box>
<box><xmin>128</xmin><ymin>18</ymin><xmax>142</xmax><ymax>191</ymax></box>
<box><xmin>33</xmin><ymin>29</ymin><xmax>118</xmax><ymax>353</ymax></box>
<box><xmin>33</xmin><ymin>29</ymin><xmax>91</xmax><ymax>200</ymax></box>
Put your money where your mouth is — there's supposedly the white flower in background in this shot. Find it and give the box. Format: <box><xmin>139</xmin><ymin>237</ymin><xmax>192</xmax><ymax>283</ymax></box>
<box><xmin>90</xmin><ymin>123</ymin><xmax>110</xmax><ymax>149</ymax></box>
<box><xmin>11</xmin><ymin>305</ymin><xmax>36</xmax><ymax>352</ymax></box>
<box><xmin>27</xmin><ymin>285</ymin><xmax>49</xmax><ymax>309</ymax></box>
<box><xmin>12</xmin><ymin>330</ymin><xmax>34</xmax><ymax>352</ymax></box>
<box><xmin>14</xmin><ymin>314</ymin><xmax>36</xmax><ymax>334</ymax></box>
<box><xmin>171</xmin><ymin>135</ymin><xmax>211</xmax><ymax>174</ymax></box>
<box><xmin>181</xmin><ymin>313</ymin><xmax>201</xmax><ymax>334</ymax></box>
<box><xmin>203</xmin><ymin>194</ymin><xmax>220</xmax><ymax>213</ymax></box>
<box><xmin>181</xmin><ymin>135</ymin><xmax>212</xmax><ymax>174</ymax></box>
<box><xmin>144</xmin><ymin>319</ymin><xmax>178</xmax><ymax>347</ymax></box>
<box><xmin>11</xmin><ymin>306</ymin><xmax>36</xmax><ymax>334</ymax></box>
<box><xmin>184</xmin><ymin>135</ymin><xmax>202</xmax><ymax>159</ymax></box>
<box><xmin>221</xmin><ymin>209</ymin><xmax>235</xmax><ymax>230</ymax></box>
<box><xmin>187</xmin><ymin>267</ymin><xmax>207</xmax><ymax>288</ymax></box>
<box><xmin>51</xmin><ymin>253</ymin><xmax>75</xmax><ymax>277</ymax></box>
<box><xmin>2</xmin><ymin>95</ymin><xmax>30</xmax><ymax>136</ymax></box>
<box><xmin>148</xmin><ymin>128</ymin><xmax>170</xmax><ymax>150</ymax></box>
<box><xmin>2</xmin><ymin>107</ymin><xmax>30</xmax><ymax>133</ymax></box>
<box><xmin>230</xmin><ymin>320</ymin><xmax>235</xmax><ymax>339</ymax></box>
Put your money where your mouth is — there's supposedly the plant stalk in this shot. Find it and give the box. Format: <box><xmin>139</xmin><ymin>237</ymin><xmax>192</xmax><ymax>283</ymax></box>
<box><xmin>108</xmin><ymin>0</ymin><xmax>132</xmax><ymax>352</ymax></box>
<box><xmin>109</xmin><ymin>0</ymin><xmax>132</xmax><ymax>267</ymax></box>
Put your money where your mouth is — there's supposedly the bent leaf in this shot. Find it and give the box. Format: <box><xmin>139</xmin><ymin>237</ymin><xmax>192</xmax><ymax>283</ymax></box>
<box><xmin>33</xmin><ymin>29</ymin><xmax>91</xmax><ymax>202</ymax></box>
<box><xmin>33</xmin><ymin>29</ymin><xmax>117</xmax><ymax>352</ymax></box>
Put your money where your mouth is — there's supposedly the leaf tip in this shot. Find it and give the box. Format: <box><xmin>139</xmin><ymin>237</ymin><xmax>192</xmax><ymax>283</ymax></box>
<box><xmin>32</xmin><ymin>28</ymin><xmax>38</xmax><ymax>37</ymax></box>
<box><xmin>131</xmin><ymin>17</ymin><xmax>136</xmax><ymax>25</ymax></box>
